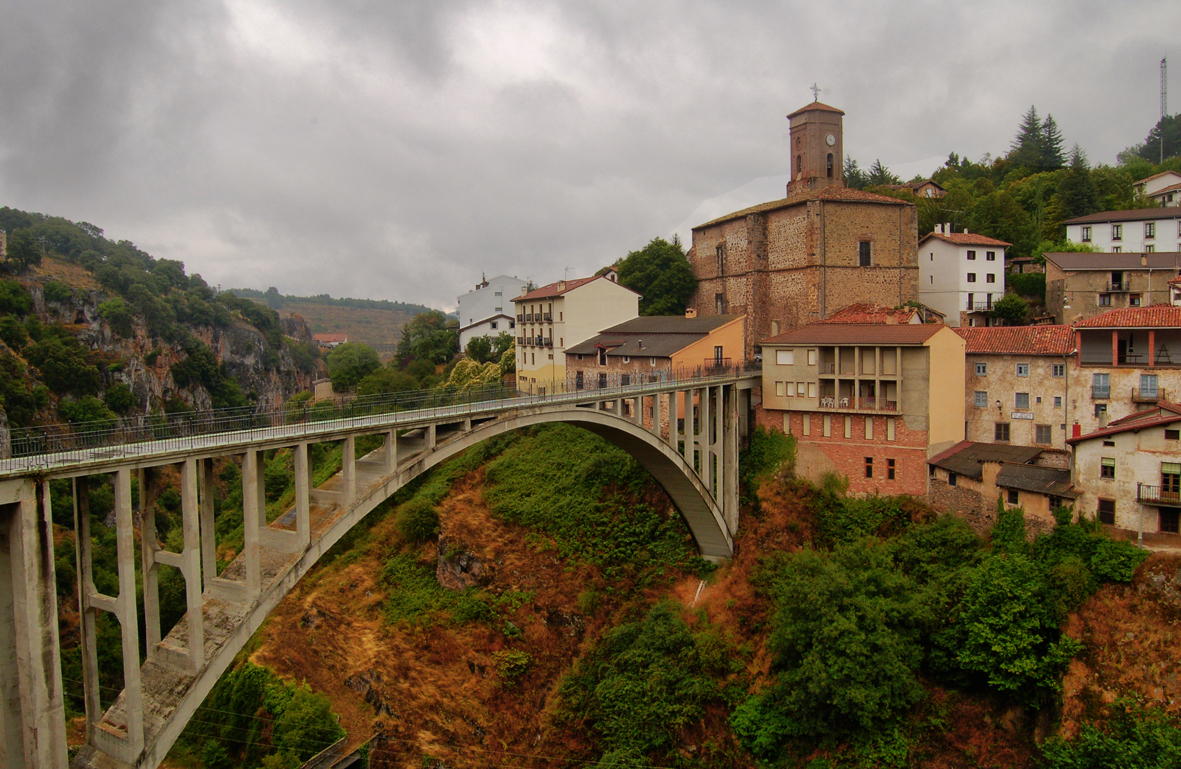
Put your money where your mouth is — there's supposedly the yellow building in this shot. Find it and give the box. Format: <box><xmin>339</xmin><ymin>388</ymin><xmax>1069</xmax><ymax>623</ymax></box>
<box><xmin>512</xmin><ymin>273</ymin><xmax>640</xmax><ymax>394</ymax></box>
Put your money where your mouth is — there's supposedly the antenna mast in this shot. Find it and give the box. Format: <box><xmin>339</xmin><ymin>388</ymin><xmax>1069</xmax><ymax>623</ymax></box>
<box><xmin>1163</xmin><ymin>58</ymin><xmax>1169</xmax><ymax>164</ymax></box>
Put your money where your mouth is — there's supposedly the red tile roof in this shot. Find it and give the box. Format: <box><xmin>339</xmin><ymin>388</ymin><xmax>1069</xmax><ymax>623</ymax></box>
<box><xmin>1067</xmin><ymin>403</ymin><xmax>1181</xmax><ymax>445</ymax></box>
<box><xmin>513</xmin><ymin>275</ymin><xmax>638</xmax><ymax>302</ymax></box>
<box><xmin>1149</xmin><ymin>182</ymin><xmax>1181</xmax><ymax>196</ymax></box>
<box><xmin>1072</xmin><ymin>306</ymin><xmax>1181</xmax><ymax>328</ymax></box>
<box><xmin>919</xmin><ymin>231</ymin><xmax>1011</xmax><ymax>248</ymax></box>
<box><xmin>312</xmin><ymin>333</ymin><xmax>349</xmax><ymax>343</ymax></box>
<box><xmin>786</xmin><ymin>101</ymin><xmax>845</xmax><ymax>118</ymax></box>
<box><xmin>761</xmin><ymin>322</ymin><xmax>944</xmax><ymax>346</ymax></box>
<box><xmin>694</xmin><ymin>185</ymin><xmax>909</xmax><ymax>229</ymax></box>
<box><xmin>822</xmin><ymin>303</ymin><xmax>925</xmax><ymax>325</ymax></box>
<box><xmin>1135</xmin><ymin>170</ymin><xmax>1181</xmax><ymax>186</ymax></box>
<box><xmin>954</xmin><ymin>325</ymin><xmax>1075</xmax><ymax>355</ymax></box>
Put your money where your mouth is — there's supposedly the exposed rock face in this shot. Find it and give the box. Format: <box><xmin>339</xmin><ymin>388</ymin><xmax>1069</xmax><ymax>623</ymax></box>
<box><xmin>436</xmin><ymin>538</ymin><xmax>492</xmax><ymax>590</ymax></box>
<box><xmin>344</xmin><ymin>668</ymin><xmax>396</xmax><ymax>717</ymax></box>
<box><xmin>0</xmin><ymin>405</ymin><xmax>10</xmax><ymax>460</ymax></box>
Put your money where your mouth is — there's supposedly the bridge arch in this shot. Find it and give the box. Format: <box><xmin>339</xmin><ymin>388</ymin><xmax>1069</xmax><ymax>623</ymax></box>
<box><xmin>64</xmin><ymin>399</ymin><xmax>739</xmax><ymax>768</ymax></box>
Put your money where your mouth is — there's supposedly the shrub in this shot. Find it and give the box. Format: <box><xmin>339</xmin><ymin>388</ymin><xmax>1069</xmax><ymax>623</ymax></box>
<box><xmin>104</xmin><ymin>383</ymin><xmax>135</xmax><ymax>413</ymax></box>
<box><xmin>397</xmin><ymin>498</ymin><xmax>439</xmax><ymax>543</ymax></box>
<box><xmin>493</xmin><ymin>650</ymin><xmax>532</xmax><ymax>685</ymax></box>
<box><xmin>1007</xmin><ymin>272</ymin><xmax>1046</xmax><ymax>300</ymax></box>
<box><xmin>1090</xmin><ymin>539</ymin><xmax>1149</xmax><ymax>583</ymax></box>
<box><xmin>0</xmin><ymin>315</ymin><xmax>28</xmax><ymax>349</ymax></box>
<box><xmin>0</xmin><ymin>279</ymin><xmax>33</xmax><ymax>314</ymax></box>
<box><xmin>1041</xmin><ymin>700</ymin><xmax>1181</xmax><ymax>768</ymax></box>
<box><xmin>740</xmin><ymin>426</ymin><xmax>796</xmax><ymax>497</ymax></box>
<box><xmin>272</xmin><ymin>685</ymin><xmax>345</xmax><ymax>761</ymax></box>
<box><xmin>26</xmin><ymin>335</ymin><xmax>104</xmax><ymax>395</ymax></box>
<box><xmin>43</xmin><ymin>280</ymin><xmax>73</xmax><ymax>302</ymax></box>
<box><xmin>325</xmin><ymin>342</ymin><xmax>380</xmax><ymax>391</ymax></box>
<box><xmin>990</xmin><ymin>502</ymin><xmax>1029</xmax><ymax>555</ymax></box>
<box><xmin>58</xmin><ymin>396</ymin><xmax>117</xmax><ymax>428</ymax></box>
<box><xmin>98</xmin><ymin>298</ymin><xmax>135</xmax><ymax>338</ymax></box>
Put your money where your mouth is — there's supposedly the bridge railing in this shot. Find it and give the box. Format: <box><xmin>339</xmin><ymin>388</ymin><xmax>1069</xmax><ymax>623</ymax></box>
<box><xmin>2</xmin><ymin>360</ymin><xmax>761</xmax><ymax>469</ymax></box>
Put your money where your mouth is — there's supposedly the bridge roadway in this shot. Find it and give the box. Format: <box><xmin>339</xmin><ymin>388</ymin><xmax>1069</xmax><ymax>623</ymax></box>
<box><xmin>0</xmin><ymin>371</ymin><xmax>756</xmax><ymax>768</ymax></box>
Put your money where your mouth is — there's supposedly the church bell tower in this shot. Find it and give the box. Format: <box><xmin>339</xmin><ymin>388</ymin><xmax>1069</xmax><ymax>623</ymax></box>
<box><xmin>787</xmin><ymin>100</ymin><xmax>845</xmax><ymax>194</ymax></box>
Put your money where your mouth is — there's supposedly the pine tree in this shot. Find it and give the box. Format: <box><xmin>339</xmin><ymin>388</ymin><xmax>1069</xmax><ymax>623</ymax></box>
<box><xmin>1009</xmin><ymin>106</ymin><xmax>1044</xmax><ymax>169</ymax></box>
<box><xmin>843</xmin><ymin>156</ymin><xmax>868</xmax><ymax>189</ymax></box>
<box><xmin>1136</xmin><ymin>114</ymin><xmax>1181</xmax><ymax>163</ymax></box>
<box><xmin>867</xmin><ymin>159</ymin><xmax>900</xmax><ymax>186</ymax></box>
<box><xmin>1055</xmin><ymin>145</ymin><xmax>1100</xmax><ymax>220</ymax></box>
<box><xmin>1040</xmin><ymin>115</ymin><xmax>1066</xmax><ymax>170</ymax></box>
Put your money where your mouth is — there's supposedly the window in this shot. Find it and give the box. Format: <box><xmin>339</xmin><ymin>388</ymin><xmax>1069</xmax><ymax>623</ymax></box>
<box><xmin>622</xmin><ymin>356</ymin><xmax>630</xmax><ymax>364</ymax></box>
<box><xmin>823</xmin><ymin>415</ymin><xmax>832</xmax><ymax>437</ymax></box>
<box><xmin>1097</xmin><ymin>499</ymin><xmax>1115</xmax><ymax>525</ymax></box>
<box><xmin>1162</xmin><ymin>509</ymin><xmax>1181</xmax><ymax>534</ymax></box>
<box><xmin>1081</xmin><ymin>225</ymin><xmax>1092</xmax><ymax>242</ymax></box>
<box><xmin>775</xmin><ymin>381</ymin><xmax>786</xmax><ymax>397</ymax></box>
<box><xmin>490</xmin><ymin>320</ymin><xmax>499</xmax><ymax>330</ymax></box>
<box><xmin>1146</xmin><ymin>245</ymin><xmax>1155</xmax><ymax>254</ymax></box>
<box><xmin>995</xmin><ymin>423</ymin><xmax>1010</xmax><ymax>441</ymax></box>
<box><xmin>1054</xmin><ymin>396</ymin><xmax>1063</xmax><ymax>408</ymax></box>
<box><xmin>1146</xmin><ymin>222</ymin><xmax>1156</xmax><ymax>239</ymax></box>
<box><xmin>1100</xmin><ymin>457</ymin><xmax>1115</xmax><ymax>479</ymax></box>
<box><xmin>1015</xmin><ymin>392</ymin><xmax>1030</xmax><ymax>410</ymax></box>
<box><xmin>976</xmin><ymin>362</ymin><xmax>988</xmax><ymax>376</ymax></box>
<box><xmin>1162</xmin><ymin>462</ymin><xmax>1181</xmax><ymax>498</ymax></box>
<box><xmin>776</xmin><ymin>349</ymin><xmax>794</xmax><ymax>365</ymax></box>
<box><xmin>808</xmin><ymin>382</ymin><xmax>817</xmax><ymax>398</ymax></box>
<box><xmin>598</xmin><ymin>373</ymin><xmax>607</xmax><ymax>388</ymax></box>
<box><xmin>858</xmin><ymin>241</ymin><xmax>872</xmax><ymax>267</ymax></box>
<box><xmin>948</xmin><ymin>472</ymin><xmax>957</xmax><ymax>487</ymax></box>
<box><xmin>967</xmin><ymin>250</ymin><xmax>977</xmax><ymax>261</ymax></box>
<box><xmin>575</xmin><ymin>371</ymin><xmax>584</xmax><ymax>389</ymax></box>
<box><xmin>887</xmin><ymin>417</ymin><xmax>895</xmax><ymax>441</ymax></box>
<box><xmin>1166</xmin><ymin>429</ymin><xmax>1180</xmax><ymax>440</ymax></box>
<box><xmin>797</xmin><ymin>382</ymin><xmax>806</xmax><ymax>396</ymax></box>
<box><xmin>887</xmin><ymin>458</ymin><xmax>896</xmax><ymax>480</ymax></box>
<box><xmin>1093</xmin><ymin>373</ymin><xmax>1110</xmax><ymax>399</ymax></box>
<box><xmin>716</xmin><ymin>244</ymin><xmax>726</xmax><ymax>276</ymax></box>
<box><xmin>1052</xmin><ymin>363</ymin><xmax>1065</xmax><ymax>378</ymax></box>
<box><xmin>1008</xmin><ymin>489</ymin><xmax>1020</xmax><ymax>505</ymax></box>
<box><xmin>986</xmin><ymin>273</ymin><xmax>996</xmax><ymax>283</ymax></box>
<box><xmin>1112</xmin><ymin>223</ymin><xmax>1122</xmax><ymax>241</ymax></box>
<box><xmin>865</xmin><ymin>418</ymin><xmax>874</xmax><ymax>439</ymax></box>
<box><xmin>807</xmin><ymin>349</ymin><xmax>817</xmax><ymax>365</ymax></box>
<box><xmin>1099</xmin><ymin>294</ymin><xmax>1112</xmax><ymax>306</ymax></box>
<box><xmin>986</xmin><ymin>251</ymin><xmax>996</xmax><ymax>261</ymax></box>
<box><xmin>1095</xmin><ymin>403</ymin><xmax>1108</xmax><ymax>419</ymax></box>
<box><xmin>1141</xmin><ymin>374</ymin><xmax>1159</xmax><ymax>398</ymax></box>
<box><xmin>1016</xmin><ymin>364</ymin><xmax>1029</xmax><ymax>377</ymax></box>
<box><xmin>1036</xmin><ymin>424</ymin><xmax>1053</xmax><ymax>444</ymax></box>
<box><xmin>967</xmin><ymin>273</ymin><xmax>977</xmax><ymax>283</ymax></box>
<box><xmin>827</xmin><ymin>153</ymin><xmax>834</xmax><ymax>178</ymax></box>
<box><xmin>1112</xmin><ymin>246</ymin><xmax>1122</xmax><ymax>253</ymax></box>
<box><xmin>715</xmin><ymin>293</ymin><xmax>725</xmax><ymax>314</ymax></box>
<box><xmin>865</xmin><ymin>457</ymin><xmax>873</xmax><ymax>478</ymax></box>
<box><xmin>620</xmin><ymin>374</ymin><xmax>630</xmax><ymax>386</ymax></box>
<box><xmin>974</xmin><ymin>391</ymin><xmax>988</xmax><ymax>408</ymax></box>
<box><xmin>844</xmin><ymin>416</ymin><xmax>852</xmax><ymax>438</ymax></box>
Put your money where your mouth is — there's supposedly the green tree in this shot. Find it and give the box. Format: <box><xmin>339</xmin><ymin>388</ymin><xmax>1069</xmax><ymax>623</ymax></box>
<box><xmin>866</xmin><ymin>159</ymin><xmax>901</xmax><ymax>186</ymax></box>
<box><xmin>3</xmin><ymin>229</ymin><xmax>43</xmax><ymax>273</ymax></box>
<box><xmin>104</xmin><ymin>383</ymin><xmax>135</xmax><ymax>413</ymax></box>
<box><xmin>843</xmin><ymin>156</ymin><xmax>868</xmax><ymax>189</ymax></box>
<box><xmin>1054</xmin><ymin>145</ymin><xmax>1100</xmax><ymax>220</ymax></box>
<box><xmin>356</xmin><ymin>365</ymin><xmax>418</xmax><ymax>396</ymax></box>
<box><xmin>25</xmin><ymin>335</ymin><xmax>104</xmax><ymax>395</ymax></box>
<box><xmin>465</xmin><ymin>335</ymin><xmax>493</xmax><ymax>363</ymax></box>
<box><xmin>989</xmin><ymin>293</ymin><xmax>1029</xmax><ymax>326</ymax></box>
<box><xmin>1040</xmin><ymin>115</ymin><xmax>1066</xmax><ymax>170</ymax></box>
<box><xmin>1136</xmin><ymin>114</ymin><xmax>1181</xmax><ymax>163</ymax></box>
<box><xmin>396</xmin><ymin>310</ymin><xmax>459</xmax><ymax>365</ymax></box>
<box><xmin>0</xmin><ymin>315</ymin><xmax>28</xmax><ymax>349</ymax></box>
<box><xmin>0</xmin><ymin>279</ymin><xmax>33</xmax><ymax>315</ymax></box>
<box><xmin>325</xmin><ymin>342</ymin><xmax>381</xmax><ymax>391</ymax></box>
<box><xmin>1009</xmin><ymin>106</ymin><xmax>1044</xmax><ymax>168</ymax></box>
<box><xmin>616</xmin><ymin>236</ymin><xmax>697</xmax><ymax>316</ymax></box>
<box><xmin>272</xmin><ymin>685</ymin><xmax>345</xmax><ymax>760</ymax></box>
<box><xmin>98</xmin><ymin>298</ymin><xmax>135</xmax><ymax>338</ymax></box>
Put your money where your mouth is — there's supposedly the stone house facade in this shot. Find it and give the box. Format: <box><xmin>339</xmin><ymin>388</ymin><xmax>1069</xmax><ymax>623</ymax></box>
<box><xmin>1045</xmin><ymin>251</ymin><xmax>1181</xmax><ymax>324</ymax></box>
<box><xmin>758</xmin><ymin>322</ymin><xmax>965</xmax><ymax>496</ymax></box>
<box><xmin>956</xmin><ymin>325</ymin><xmax>1076</xmax><ymax>454</ymax></box>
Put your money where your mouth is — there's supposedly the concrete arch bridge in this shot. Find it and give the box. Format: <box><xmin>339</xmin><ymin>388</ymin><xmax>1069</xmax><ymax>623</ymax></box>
<box><xmin>0</xmin><ymin>371</ymin><xmax>756</xmax><ymax>768</ymax></box>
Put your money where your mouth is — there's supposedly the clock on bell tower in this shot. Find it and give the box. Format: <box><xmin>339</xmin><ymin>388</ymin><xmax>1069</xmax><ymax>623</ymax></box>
<box><xmin>786</xmin><ymin>99</ymin><xmax>845</xmax><ymax>194</ymax></box>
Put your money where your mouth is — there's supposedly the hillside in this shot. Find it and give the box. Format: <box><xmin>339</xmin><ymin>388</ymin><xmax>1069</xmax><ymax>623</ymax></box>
<box><xmin>148</xmin><ymin>426</ymin><xmax>1181</xmax><ymax>769</ymax></box>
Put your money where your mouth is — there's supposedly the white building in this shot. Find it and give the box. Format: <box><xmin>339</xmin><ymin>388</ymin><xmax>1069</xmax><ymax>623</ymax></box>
<box><xmin>456</xmin><ymin>274</ymin><xmax>528</xmax><ymax>350</ymax></box>
<box><xmin>918</xmin><ymin>225</ymin><xmax>1010</xmax><ymax>327</ymax></box>
<box><xmin>1064</xmin><ymin>209</ymin><xmax>1181</xmax><ymax>253</ymax></box>
<box><xmin>1134</xmin><ymin>170</ymin><xmax>1181</xmax><ymax>208</ymax></box>
<box><xmin>513</xmin><ymin>273</ymin><xmax>640</xmax><ymax>394</ymax></box>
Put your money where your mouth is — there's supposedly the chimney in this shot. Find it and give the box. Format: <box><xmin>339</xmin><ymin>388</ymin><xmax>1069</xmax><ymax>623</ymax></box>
<box><xmin>1142</xmin><ymin>254</ymin><xmax>1149</xmax><ymax>266</ymax></box>
<box><xmin>685</xmin><ymin>308</ymin><xmax>697</xmax><ymax>319</ymax></box>
<box><xmin>935</xmin><ymin>223</ymin><xmax>943</xmax><ymax>234</ymax></box>
<box><xmin>1072</xmin><ymin>422</ymin><xmax>1081</xmax><ymax>438</ymax></box>
<box><xmin>963</xmin><ymin>228</ymin><xmax>969</xmax><ymax>234</ymax></box>
<box><xmin>637</xmin><ymin>339</ymin><xmax>643</xmax><ymax>349</ymax></box>
<box><xmin>557</xmin><ymin>280</ymin><xmax>566</xmax><ymax>291</ymax></box>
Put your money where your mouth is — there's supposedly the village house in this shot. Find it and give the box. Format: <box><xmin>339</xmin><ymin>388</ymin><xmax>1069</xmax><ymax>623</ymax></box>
<box><xmin>880</xmin><ymin>180</ymin><xmax>947</xmax><ymax>199</ymax></box>
<box><xmin>1071</xmin><ymin>306</ymin><xmax>1181</xmax><ymax>435</ymax></box>
<box><xmin>456</xmin><ymin>274</ymin><xmax>527</xmax><ymax>350</ymax></box>
<box><xmin>312</xmin><ymin>333</ymin><xmax>348</xmax><ymax>349</ymax></box>
<box><xmin>927</xmin><ymin>442</ymin><xmax>1076</xmax><ymax>535</ymax></box>
<box><xmin>1134</xmin><ymin>170</ymin><xmax>1181</xmax><ymax>208</ymax></box>
<box><xmin>1064</xmin><ymin>208</ymin><xmax>1181</xmax><ymax>253</ymax></box>
<box><xmin>1045</xmin><ymin>251</ymin><xmax>1181</xmax><ymax>324</ymax></box>
<box><xmin>918</xmin><ymin>224</ymin><xmax>1011</xmax><ymax>327</ymax></box>
<box><xmin>956</xmin><ymin>325</ymin><xmax>1076</xmax><ymax>455</ymax></box>
<box><xmin>512</xmin><ymin>273</ymin><xmax>639</xmax><ymax>394</ymax></box>
<box><xmin>758</xmin><ymin>320</ymin><xmax>965</xmax><ymax>496</ymax></box>
<box><xmin>686</xmin><ymin>101</ymin><xmax>920</xmax><ymax>357</ymax></box>
<box><xmin>1068</xmin><ymin>402</ymin><xmax>1181</xmax><ymax>542</ymax></box>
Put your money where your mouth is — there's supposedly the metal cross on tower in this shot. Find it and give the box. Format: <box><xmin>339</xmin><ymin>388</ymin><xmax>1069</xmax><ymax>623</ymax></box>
<box><xmin>810</xmin><ymin>82</ymin><xmax>821</xmax><ymax>102</ymax></box>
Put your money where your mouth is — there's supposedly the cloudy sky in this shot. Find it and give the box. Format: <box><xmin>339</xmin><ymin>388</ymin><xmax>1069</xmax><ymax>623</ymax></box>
<box><xmin>1</xmin><ymin>1</ymin><xmax>1177</xmax><ymax>310</ymax></box>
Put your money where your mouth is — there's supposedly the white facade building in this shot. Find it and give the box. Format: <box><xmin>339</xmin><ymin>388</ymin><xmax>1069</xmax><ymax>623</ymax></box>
<box><xmin>1134</xmin><ymin>170</ymin><xmax>1181</xmax><ymax>208</ymax></box>
<box><xmin>918</xmin><ymin>225</ymin><xmax>1009</xmax><ymax>327</ymax></box>
<box><xmin>1065</xmin><ymin>210</ymin><xmax>1181</xmax><ymax>254</ymax></box>
<box><xmin>456</xmin><ymin>274</ymin><xmax>528</xmax><ymax>350</ymax></box>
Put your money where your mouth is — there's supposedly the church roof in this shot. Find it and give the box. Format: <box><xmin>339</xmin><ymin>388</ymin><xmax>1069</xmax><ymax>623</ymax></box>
<box><xmin>787</xmin><ymin>101</ymin><xmax>845</xmax><ymax>119</ymax></box>
<box><xmin>693</xmin><ymin>186</ymin><xmax>910</xmax><ymax>230</ymax></box>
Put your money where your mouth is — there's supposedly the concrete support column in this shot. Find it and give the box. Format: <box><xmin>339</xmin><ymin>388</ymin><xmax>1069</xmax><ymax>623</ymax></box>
<box><xmin>294</xmin><ymin>443</ymin><xmax>310</xmax><ymax>549</ymax></box>
<box><xmin>723</xmin><ymin>385</ymin><xmax>740</xmax><ymax>535</ymax></box>
<box><xmin>669</xmin><ymin>389</ymin><xmax>680</xmax><ymax>454</ymax></box>
<box><xmin>139</xmin><ymin>467</ymin><xmax>161</xmax><ymax>657</ymax></box>
<box><xmin>342</xmin><ymin>436</ymin><xmax>356</xmax><ymax>504</ymax></box>
<box><xmin>426</xmin><ymin>424</ymin><xmax>437</xmax><ymax>451</ymax></box>
<box><xmin>0</xmin><ymin>480</ymin><xmax>68</xmax><ymax>769</ymax></box>
<box><xmin>73</xmin><ymin>479</ymin><xmax>100</xmax><ymax>747</ymax></box>
<box><xmin>652</xmin><ymin>392</ymin><xmax>662</xmax><ymax>439</ymax></box>
<box><xmin>699</xmin><ymin>386</ymin><xmax>710</xmax><ymax>477</ymax></box>
<box><xmin>714</xmin><ymin>385</ymin><xmax>724</xmax><ymax>496</ymax></box>
<box><xmin>384</xmin><ymin>430</ymin><xmax>398</xmax><ymax>472</ymax></box>
<box><xmin>198</xmin><ymin>458</ymin><xmax>216</xmax><ymax>588</ymax></box>
<box><xmin>113</xmin><ymin>468</ymin><xmax>144</xmax><ymax>754</ymax></box>
<box><xmin>242</xmin><ymin>451</ymin><xmax>263</xmax><ymax>600</ymax></box>
<box><xmin>178</xmin><ymin>459</ymin><xmax>204</xmax><ymax>672</ymax></box>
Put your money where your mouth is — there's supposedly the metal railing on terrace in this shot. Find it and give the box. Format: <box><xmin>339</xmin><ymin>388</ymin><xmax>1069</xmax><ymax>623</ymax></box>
<box><xmin>1138</xmin><ymin>483</ymin><xmax>1181</xmax><ymax>506</ymax></box>
<box><xmin>1</xmin><ymin>360</ymin><xmax>761</xmax><ymax>472</ymax></box>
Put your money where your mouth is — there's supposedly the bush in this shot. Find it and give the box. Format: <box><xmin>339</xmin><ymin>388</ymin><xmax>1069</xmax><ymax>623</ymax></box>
<box><xmin>1090</xmin><ymin>539</ymin><xmax>1149</xmax><ymax>583</ymax></box>
<box><xmin>1007</xmin><ymin>271</ymin><xmax>1046</xmax><ymax>300</ymax></box>
<box><xmin>43</xmin><ymin>280</ymin><xmax>73</xmax><ymax>302</ymax></box>
<box><xmin>739</xmin><ymin>539</ymin><xmax>930</xmax><ymax>747</ymax></box>
<box><xmin>0</xmin><ymin>279</ymin><xmax>33</xmax><ymax>314</ymax></box>
<box><xmin>740</xmin><ymin>426</ymin><xmax>796</xmax><ymax>495</ymax></box>
<box><xmin>325</xmin><ymin>342</ymin><xmax>380</xmax><ymax>391</ymax></box>
<box><xmin>104</xmin><ymin>382</ymin><xmax>135</xmax><ymax>413</ymax></box>
<box><xmin>1042</xmin><ymin>700</ymin><xmax>1181</xmax><ymax>768</ymax></box>
<box><xmin>0</xmin><ymin>315</ymin><xmax>28</xmax><ymax>349</ymax></box>
<box><xmin>25</xmin><ymin>334</ymin><xmax>104</xmax><ymax>395</ymax></box>
<box><xmin>272</xmin><ymin>685</ymin><xmax>345</xmax><ymax>761</ymax></box>
<box><xmin>493</xmin><ymin>650</ymin><xmax>532</xmax><ymax>685</ymax></box>
<box><xmin>98</xmin><ymin>298</ymin><xmax>135</xmax><ymax>338</ymax></box>
<box><xmin>397</xmin><ymin>498</ymin><xmax>439</xmax><ymax>543</ymax></box>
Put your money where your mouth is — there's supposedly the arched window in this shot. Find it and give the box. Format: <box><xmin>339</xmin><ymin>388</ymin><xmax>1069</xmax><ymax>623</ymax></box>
<box><xmin>827</xmin><ymin>153</ymin><xmax>834</xmax><ymax>178</ymax></box>
<box><xmin>795</xmin><ymin>154</ymin><xmax>802</xmax><ymax>178</ymax></box>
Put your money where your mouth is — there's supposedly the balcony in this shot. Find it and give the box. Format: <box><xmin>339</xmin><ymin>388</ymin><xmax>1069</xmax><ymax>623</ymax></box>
<box><xmin>818</xmin><ymin>363</ymin><xmax>836</xmax><ymax>375</ymax></box>
<box><xmin>542</xmin><ymin>337</ymin><xmax>554</xmax><ymax>348</ymax></box>
<box><xmin>817</xmin><ymin>396</ymin><xmax>899</xmax><ymax>413</ymax></box>
<box><xmin>704</xmin><ymin>357</ymin><xmax>732</xmax><ymax>371</ymax></box>
<box><xmin>516</xmin><ymin>314</ymin><xmax>524</xmax><ymax>322</ymax></box>
<box><xmin>1138</xmin><ymin>484</ymin><xmax>1181</xmax><ymax>506</ymax></box>
<box><xmin>1092</xmin><ymin>386</ymin><xmax>1110</xmax><ymax>399</ymax></box>
<box><xmin>1133</xmin><ymin>386</ymin><xmax>1165</xmax><ymax>403</ymax></box>
<box><xmin>966</xmin><ymin>300</ymin><xmax>994</xmax><ymax>312</ymax></box>
<box><xmin>542</xmin><ymin>313</ymin><xmax>553</xmax><ymax>322</ymax></box>
<box><xmin>1106</xmin><ymin>282</ymin><xmax>1130</xmax><ymax>292</ymax></box>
